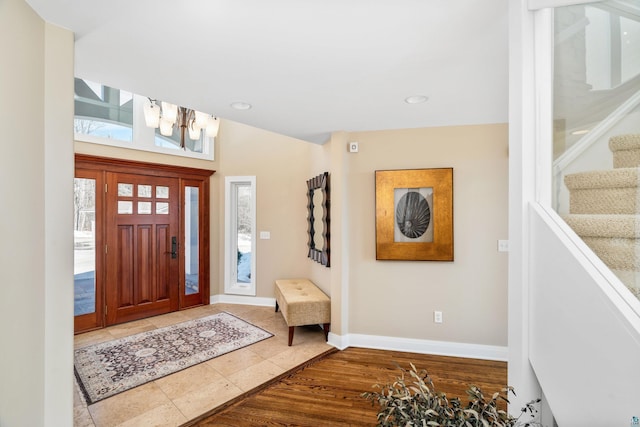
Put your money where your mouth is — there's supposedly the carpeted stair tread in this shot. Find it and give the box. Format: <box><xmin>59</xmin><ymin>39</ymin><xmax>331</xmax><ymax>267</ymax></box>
<box><xmin>564</xmin><ymin>168</ymin><xmax>640</xmax><ymax>214</ymax></box>
<box><xmin>564</xmin><ymin>167</ymin><xmax>640</xmax><ymax>190</ymax></box>
<box><xmin>563</xmin><ymin>214</ymin><xmax>640</xmax><ymax>238</ymax></box>
<box><xmin>609</xmin><ymin>134</ymin><xmax>640</xmax><ymax>168</ymax></box>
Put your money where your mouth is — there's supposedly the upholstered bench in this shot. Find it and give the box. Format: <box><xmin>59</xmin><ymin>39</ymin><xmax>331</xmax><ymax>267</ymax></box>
<box><xmin>274</xmin><ymin>279</ymin><xmax>331</xmax><ymax>346</ymax></box>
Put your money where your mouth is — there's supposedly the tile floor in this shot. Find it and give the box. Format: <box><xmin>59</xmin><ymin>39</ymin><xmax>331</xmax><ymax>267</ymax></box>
<box><xmin>74</xmin><ymin>303</ymin><xmax>333</xmax><ymax>427</ymax></box>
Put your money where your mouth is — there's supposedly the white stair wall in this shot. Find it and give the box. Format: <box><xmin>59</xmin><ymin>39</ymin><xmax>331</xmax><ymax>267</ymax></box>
<box><xmin>530</xmin><ymin>205</ymin><xmax>640</xmax><ymax>426</ymax></box>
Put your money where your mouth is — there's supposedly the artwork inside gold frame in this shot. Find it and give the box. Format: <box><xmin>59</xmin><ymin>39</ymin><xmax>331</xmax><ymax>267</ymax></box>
<box><xmin>375</xmin><ymin>168</ymin><xmax>453</xmax><ymax>261</ymax></box>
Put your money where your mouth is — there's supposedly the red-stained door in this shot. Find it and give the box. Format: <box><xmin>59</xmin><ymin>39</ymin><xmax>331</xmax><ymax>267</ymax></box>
<box><xmin>104</xmin><ymin>172</ymin><xmax>180</xmax><ymax>325</ymax></box>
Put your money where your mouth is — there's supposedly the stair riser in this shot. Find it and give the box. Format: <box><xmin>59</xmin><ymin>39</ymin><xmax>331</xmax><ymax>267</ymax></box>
<box><xmin>570</xmin><ymin>188</ymin><xmax>640</xmax><ymax>215</ymax></box>
<box><xmin>613</xmin><ymin>150</ymin><xmax>640</xmax><ymax>168</ymax></box>
<box><xmin>610</xmin><ymin>134</ymin><xmax>640</xmax><ymax>168</ymax></box>
<box><xmin>582</xmin><ymin>236</ymin><xmax>640</xmax><ymax>271</ymax></box>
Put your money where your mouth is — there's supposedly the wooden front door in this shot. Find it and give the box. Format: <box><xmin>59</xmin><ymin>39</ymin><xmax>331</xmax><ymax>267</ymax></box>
<box><xmin>105</xmin><ymin>172</ymin><xmax>180</xmax><ymax>325</ymax></box>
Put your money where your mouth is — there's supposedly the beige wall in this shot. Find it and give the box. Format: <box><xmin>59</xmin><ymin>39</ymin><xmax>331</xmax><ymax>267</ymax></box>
<box><xmin>343</xmin><ymin>124</ymin><xmax>509</xmax><ymax>346</ymax></box>
<box><xmin>76</xmin><ymin>122</ymin><xmax>508</xmax><ymax>348</ymax></box>
<box><xmin>0</xmin><ymin>1</ymin><xmax>75</xmax><ymax>425</ymax></box>
<box><xmin>44</xmin><ymin>22</ymin><xmax>75</xmax><ymax>425</ymax></box>
<box><xmin>213</xmin><ymin>120</ymin><xmax>323</xmax><ymax>298</ymax></box>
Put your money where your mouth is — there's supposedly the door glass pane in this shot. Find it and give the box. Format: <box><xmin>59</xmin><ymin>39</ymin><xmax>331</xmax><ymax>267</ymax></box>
<box><xmin>138</xmin><ymin>184</ymin><xmax>152</xmax><ymax>198</ymax></box>
<box><xmin>138</xmin><ymin>201</ymin><xmax>152</xmax><ymax>214</ymax></box>
<box><xmin>185</xmin><ymin>186</ymin><xmax>199</xmax><ymax>295</ymax></box>
<box><xmin>74</xmin><ymin>178</ymin><xmax>96</xmax><ymax>316</ymax></box>
<box><xmin>236</xmin><ymin>184</ymin><xmax>252</xmax><ymax>283</ymax></box>
<box><xmin>156</xmin><ymin>202</ymin><xmax>169</xmax><ymax>214</ymax></box>
<box><xmin>156</xmin><ymin>186</ymin><xmax>169</xmax><ymax>199</ymax></box>
<box><xmin>118</xmin><ymin>183</ymin><xmax>133</xmax><ymax>197</ymax></box>
<box><xmin>118</xmin><ymin>201</ymin><xmax>133</xmax><ymax>214</ymax></box>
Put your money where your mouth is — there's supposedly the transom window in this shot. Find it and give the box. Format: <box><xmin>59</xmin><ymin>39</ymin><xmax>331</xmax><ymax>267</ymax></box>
<box><xmin>74</xmin><ymin>78</ymin><xmax>214</xmax><ymax>160</ymax></box>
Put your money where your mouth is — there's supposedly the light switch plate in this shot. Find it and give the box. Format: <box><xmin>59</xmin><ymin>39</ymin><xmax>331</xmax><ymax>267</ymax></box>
<box><xmin>260</xmin><ymin>231</ymin><xmax>271</xmax><ymax>240</ymax></box>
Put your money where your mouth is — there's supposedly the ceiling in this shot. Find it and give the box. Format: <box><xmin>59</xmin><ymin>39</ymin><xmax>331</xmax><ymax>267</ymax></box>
<box><xmin>26</xmin><ymin>0</ymin><xmax>509</xmax><ymax>144</ymax></box>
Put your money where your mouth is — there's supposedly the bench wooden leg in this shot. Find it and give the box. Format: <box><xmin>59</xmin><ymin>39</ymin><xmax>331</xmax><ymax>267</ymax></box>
<box><xmin>288</xmin><ymin>326</ymin><xmax>294</xmax><ymax>346</ymax></box>
<box><xmin>323</xmin><ymin>323</ymin><xmax>330</xmax><ymax>341</ymax></box>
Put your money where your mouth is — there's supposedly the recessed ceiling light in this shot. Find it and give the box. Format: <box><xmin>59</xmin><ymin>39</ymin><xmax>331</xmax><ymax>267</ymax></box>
<box><xmin>230</xmin><ymin>101</ymin><xmax>252</xmax><ymax>110</ymax></box>
<box><xmin>571</xmin><ymin>129</ymin><xmax>590</xmax><ymax>135</ymax></box>
<box><xmin>405</xmin><ymin>95</ymin><xmax>428</xmax><ymax>104</ymax></box>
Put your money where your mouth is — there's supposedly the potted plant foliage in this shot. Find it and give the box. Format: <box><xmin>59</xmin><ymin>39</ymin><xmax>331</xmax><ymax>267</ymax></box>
<box><xmin>362</xmin><ymin>363</ymin><xmax>540</xmax><ymax>427</ymax></box>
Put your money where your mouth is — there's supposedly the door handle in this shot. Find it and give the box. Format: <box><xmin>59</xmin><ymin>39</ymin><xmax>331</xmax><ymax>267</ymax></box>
<box><xmin>171</xmin><ymin>236</ymin><xmax>177</xmax><ymax>259</ymax></box>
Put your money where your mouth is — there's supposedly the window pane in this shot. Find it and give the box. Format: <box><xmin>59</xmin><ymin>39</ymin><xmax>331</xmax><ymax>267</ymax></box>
<box><xmin>224</xmin><ymin>176</ymin><xmax>256</xmax><ymax>296</ymax></box>
<box><xmin>74</xmin><ymin>178</ymin><xmax>96</xmax><ymax>316</ymax></box>
<box><xmin>118</xmin><ymin>201</ymin><xmax>133</xmax><ymax>214</ymax></box>
<box><xmin>156</xmin><ymin>186</ymin><xmax>169</xmax><ymax>199</ymax></box>
<box><xmin>138</xmin><ymin>185</ymin><xmax>152</xmax><ymax>198</ymax></box>
<box><xmin>138</xmin><ymin>201</ymin><xmax>152</xmax><ymax>214</ymax></box>
<box><xmin>154</xmin><ymin>124</ymin><xmax>206</xmax><ymax>153</ymax></box>
<box><xmin>156</xmin><ymin>202</ymin><xmax>169</xmax><ymax>214</ymax></box>
<box><xmin>74</xmin><ymin>78</ymin><xmax>133</xmax><ymax>142</ymax></box>
<box><xmin>185</xmin><ymin>187</ymin><xmax>199</xmax><ymax>295</ymax></box>
<box><xmin>236</xmin><ymin>185</ymin><xmax>252</xmax><ymax>283</ymax></box>
<box><xmin>118</xmin><ymin>183</ymin><xmax>133</xmax><ymax>197</ymax></box>
<box><xmin>621</xmin><ymin>16</ymin><xmax>640</xmax><ymax>84</ymax></box>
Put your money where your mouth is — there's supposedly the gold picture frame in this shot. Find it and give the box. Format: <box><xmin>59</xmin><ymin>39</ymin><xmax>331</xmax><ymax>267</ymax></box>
<box><xmin>375</xmin><ymin>168</ymin><xmax>453</xmax><ymax>261</ymax></box>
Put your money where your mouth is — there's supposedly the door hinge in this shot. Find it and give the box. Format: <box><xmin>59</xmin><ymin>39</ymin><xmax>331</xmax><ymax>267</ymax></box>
<box><xmin>105</xmin><ymin>183</ymin><xmax>108</xmax><ymax>193</ymax></box>
<box><xmin>105</xmin><ymin>305</ymin><xmax>107</xmax><ymax>315</ymax></box>
<box><xmin>105</xmin><ymin>244</ymin><xmax>108</xmax><ymax>254</ymax></box>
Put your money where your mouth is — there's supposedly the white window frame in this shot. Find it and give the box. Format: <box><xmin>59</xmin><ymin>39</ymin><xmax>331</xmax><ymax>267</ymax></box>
<box><xmin>75</xmin><ymin>93</ymin><xmax>215</xmax><ymax>161</ymax></box>
<box><xmin>224</xmin><ymin>176</ymin><xmax>257</xmax><ymax>296</ymax></box>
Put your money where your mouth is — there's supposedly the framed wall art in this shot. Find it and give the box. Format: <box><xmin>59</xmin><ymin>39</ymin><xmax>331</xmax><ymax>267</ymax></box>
<box><xmin>375</xmin><ymin>168</ymin><xmax>453</xmax><ymax>261</ymax></box>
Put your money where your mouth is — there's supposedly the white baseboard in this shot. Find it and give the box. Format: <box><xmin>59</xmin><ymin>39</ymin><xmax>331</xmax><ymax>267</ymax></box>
<box><xmin>328</xmin><ymin>333</ymin><xmax>507</xmax><ymax>361</ymax></box>
<box><xmin>210</xmin><ymin>294</ymin><xmax>276</xmax><ymax>307</ymax></box>
<box><xmin>327</xmin><ymin>332</ymin><xmax>348</xmax><ymax>350</ymax></box>
<box><xmin>209</xmin><ymin>296</ymin><xmax>507</xmax><ymax>361</ymax></box>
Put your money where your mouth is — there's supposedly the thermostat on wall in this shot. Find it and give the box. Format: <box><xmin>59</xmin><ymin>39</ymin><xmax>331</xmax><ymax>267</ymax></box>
<box><xmin>348</xmin><ymin>141</ymin><xmax>359</xmax><ymax>153</ymax></box>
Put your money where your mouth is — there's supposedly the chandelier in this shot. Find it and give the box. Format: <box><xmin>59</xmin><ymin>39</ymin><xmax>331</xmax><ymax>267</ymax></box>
<box><xmin>143</xmin><ymin>99</ymin><xmax>220</xmax><ymax>149</ymax></box>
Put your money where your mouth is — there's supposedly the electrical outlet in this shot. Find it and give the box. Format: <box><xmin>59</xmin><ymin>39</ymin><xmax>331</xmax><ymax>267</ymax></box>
<box><xmin>434</xmin><ymin>311</ymin><xmax>443</xmax><ymax>324</ymax></box>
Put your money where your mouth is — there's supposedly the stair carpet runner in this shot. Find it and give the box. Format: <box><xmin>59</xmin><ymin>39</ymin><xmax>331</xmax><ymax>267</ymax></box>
<box><xmin>564</xmin><ymin>134</ymin><xmax>640</xmax><ymax>298</ymax></box>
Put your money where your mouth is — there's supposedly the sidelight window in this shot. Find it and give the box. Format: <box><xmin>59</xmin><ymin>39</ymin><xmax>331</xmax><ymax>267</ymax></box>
<box><xmin>185</xmin><ymin>186</ymin><xmax>200</xmax><ymax>295</ymax></box>
<box><xmin>74</xmin><ymin>177</ymin><xmax>97</xmax><ymax>316</ymax></box>
<box><xmin>224</xmin><ymin>176</ymin><xmax>256</xmax><ymax>296</ymax></box>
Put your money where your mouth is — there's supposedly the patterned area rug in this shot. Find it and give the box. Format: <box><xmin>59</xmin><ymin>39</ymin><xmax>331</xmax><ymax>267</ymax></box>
<box><xmin>74</xmin><ymin>312</ymin><xmax>273</xmax><ymax>404</ymax></box>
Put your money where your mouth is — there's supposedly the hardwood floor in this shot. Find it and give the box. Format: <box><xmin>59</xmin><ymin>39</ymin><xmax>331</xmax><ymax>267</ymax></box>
<box><xmin>186</xmin><ymin>347</ymin><xmax>508</xmax><ymax>426</ymax></box>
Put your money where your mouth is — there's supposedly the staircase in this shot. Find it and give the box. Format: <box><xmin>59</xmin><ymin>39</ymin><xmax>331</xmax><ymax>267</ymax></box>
<box><xmin>564</xmin><ymin>134</ymin><xmax>640</xmax><ymax>298</ymax></box>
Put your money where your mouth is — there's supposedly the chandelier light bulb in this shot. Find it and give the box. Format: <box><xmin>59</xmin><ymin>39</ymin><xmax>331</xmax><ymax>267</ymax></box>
<box><xmin>161</xmin><ymin>102</ymin><xmax>178</xmax><ymax>123</ymax></box>
<box><xmin>194</xmin><ymin>111</ymin><xmax>210</xmax><ymax>129</ymax></box>
<box><xmin>159</xmin><ymin>117</ymin><xmax>174</xmax><ymax>136</ymax></box>
<box><xmin>143</xmin><ymin>99</ymin><xmax>160</xmax><ymax>128</ymax></box>
<box><xmin>205</xmin><ymin>117</ymin><xmax>220</xmax><ymax>138</ymax></box>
